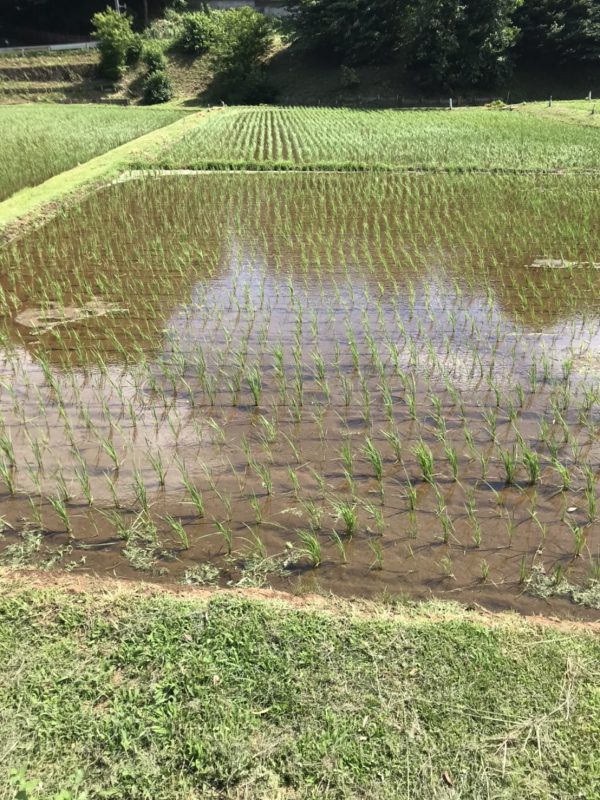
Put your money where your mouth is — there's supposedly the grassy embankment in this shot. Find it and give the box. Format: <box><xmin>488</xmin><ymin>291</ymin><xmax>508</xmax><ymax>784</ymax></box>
<box><xmin>0</xmin><ymin>104</ymin><xmax>188</xmax><ymax>202</ymax></box>
<box><xmin>0</xmin><ymin>107</ymin><xmax>218</xmax><ymax>237</ymax></box>
<box><xmin>1</xmin><ymin>576</ymin><xmax>599</xmax><ymax>799</ymax></box>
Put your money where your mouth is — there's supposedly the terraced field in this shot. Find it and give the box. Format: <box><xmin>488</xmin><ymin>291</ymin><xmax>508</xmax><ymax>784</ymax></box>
<box><xmin>142</xmin><ymin>105</ymin><xmax>600</xmax><ymax>171</ymax></box>
<box><xmin>0</xmin><ymin>104</ymin><xmax>187</xmax><ymax>202</ymax></box>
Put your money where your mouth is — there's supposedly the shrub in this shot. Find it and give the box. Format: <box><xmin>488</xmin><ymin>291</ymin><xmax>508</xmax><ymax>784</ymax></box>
<box><xmin>146</xmin><ymin>9</ymin><xmax>187</xmax><ymax>41</ymax></box>
<box><xmin>178</xmin><ymin>11</ymin><xmax>219</xmax><ymax>54</ymax></box>
<box><xmin>211</xmin><ymin>8</ymin><xmax>274</xmax><ymax>96</ymax></box>
<box><xmin>143</xmin><ymin>42</ymin><xmax>167</xmax><ymax>73</ymax></box>
<box><xmin>92</xmin><ymin>7</ymin><xmax>136</xmax><ymax>81</ymax></box>
<box><xmin>143</xmin><ymin>70</ymin><xmax>174</xmax><ymax>104</ymax></box>
<box><xmin>126</xmin><ymin>33</ymin><xmax>143</xmax><ymax>67</ymax></box>
<box><xmin>340</xmin><ymin>64</ymin><xmax>360</xmax><ymax>89</ymax></box>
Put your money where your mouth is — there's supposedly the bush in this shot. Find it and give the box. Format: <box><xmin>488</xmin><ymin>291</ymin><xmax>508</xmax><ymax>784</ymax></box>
<box><xmin>211</xmin><ymin>8</ymin><xmax>274</xmax><ymax>96</ymax></box>
<box><xmin>143</xmin><ymin>70</ymin><xmax>174</xmax><ymax>104</ymax></box>
<box><xmin>146</xmin><ymin>9</ymin><xmax>186</xmax><ymax>41</ymax></box>
<box><xmin>178</xmin><ymin>11</ymin><xmax>219</xmax><ymax>54</ymax></box>
<box><xmin>340</xmin><ymin>64</ymin><xmax>360</xmax><ymax>89</ymax></box>
<box><xmin>126</xmin><ymin>33</ymin><xmax>143</xmax><ymax>67</ymax></box>
<box><xmin>143</xmin><ymin>42</ymin><xmax>167</xmax><ymax>73</ymax></box>
<box><xmin>92</xmin><ymin>7</ymin><xmax>136</xmax><ymax>81</ymax></box>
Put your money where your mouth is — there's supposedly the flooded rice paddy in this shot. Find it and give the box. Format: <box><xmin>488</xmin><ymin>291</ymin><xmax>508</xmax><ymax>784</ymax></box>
<box><xmin>1</xmin><ymin>172</ymin><xmax>600</xmax><ymax>615</ymax></box>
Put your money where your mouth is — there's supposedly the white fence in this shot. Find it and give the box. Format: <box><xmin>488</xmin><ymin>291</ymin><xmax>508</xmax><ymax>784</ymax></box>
<box><xmin>0</xmin><ymin>42</ymin><xmax>98</xmax><ymax>55</ymax></box>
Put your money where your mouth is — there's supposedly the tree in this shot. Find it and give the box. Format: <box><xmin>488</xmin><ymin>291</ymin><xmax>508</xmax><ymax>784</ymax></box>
<box><xmin>406</xmin><ymin>0</ymin><xmax>522</xmax><ymax>87</ymax></box>
<box><xmin>92</xmin><ymin>7</ymin><xmax>136</xmax><ymax>80</ymax></box>
<box><xmin>516</xmin><ymin>0</ymin><xmax>600</xmax><ymax>65</ymax></box>
<box><xmin>211</xmin><ymin>8</ymin><xmax>275</xmax><ymax>99</ymax></box>
<box><xmin>285</xmin><ymin>0</ymin><xmax>407</xmax><ymax>65</ymax></box>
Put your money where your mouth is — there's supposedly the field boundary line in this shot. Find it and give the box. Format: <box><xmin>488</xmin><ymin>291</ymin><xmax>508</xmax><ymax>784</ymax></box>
<box><xmin>0</xmin><ymin>106</ymin><xmax>223</xmax><ymax>245</ymax></box>
<box><xmin>122</xmin><ymin>165</ymin><xmax>600</xmax><ymax>178</ymax></box>
<box><xmin>1</xmin><ymin>569</ymin><xmax>598</xmax><ymax>632</ymax></box>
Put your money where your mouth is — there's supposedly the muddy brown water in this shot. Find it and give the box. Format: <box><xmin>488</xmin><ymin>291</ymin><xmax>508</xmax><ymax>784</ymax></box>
<box><xmin>0</xmin><ymin>172</ymin><xmax>599</xmax><ymax>618</ymax></box>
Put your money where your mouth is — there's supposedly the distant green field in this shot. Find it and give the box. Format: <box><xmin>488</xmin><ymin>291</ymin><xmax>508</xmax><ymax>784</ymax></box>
<box><xmin>144</xmin><ymin>105</ymin><xmax>600</xmax><ymax>172</ymax></box>
<box><xmin>0</xmin><ymin>105</ymin><xmax>187</xmax><ymax>202</ymax></box>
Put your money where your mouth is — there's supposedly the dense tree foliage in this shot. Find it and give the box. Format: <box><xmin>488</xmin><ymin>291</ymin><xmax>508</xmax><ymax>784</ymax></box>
<box><xmin>285</xmin><ymin>0</ymin><xmax>406</xmax><ymax>64</ymax></box>
<box><xmin>92</xmin><ymin>8</ymin><xmax>139</xmax><ymax>80</ymax></box>
<box><xmin>516</xmin><ymin>0</ymin><xmax>600</xmax><ymax>64</ymax></box>
<box><xmin>285</xmin><ymin>0</ymin><xmax>599</xmax><ymax>87</ymax></box>
<box><xmin>407</xmin><ymin>0</ymin><xmax>522</xmax><ymax>87</ymax></box>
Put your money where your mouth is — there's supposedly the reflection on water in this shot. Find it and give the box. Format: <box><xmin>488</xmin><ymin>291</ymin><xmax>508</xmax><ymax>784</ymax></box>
<box><xmin>0</xmin><ymin>173</ymin><xmax>599</xmax><ymax>616</ymax></box>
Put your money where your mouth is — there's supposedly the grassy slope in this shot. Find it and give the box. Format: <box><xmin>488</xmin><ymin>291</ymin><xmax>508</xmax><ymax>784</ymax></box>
<box><xmin>1</xmin><ymin>43</ymin><xmax>599</xmax><ymax>108</ymax></box>
<box><xmin>0</xmin><ymin>105</ymin><xmax>188</xmax><ymax>202</ymax></box>
<box><xmin>0</xmin><ymin>108</ymin><xmax>219</xmax><ymax>238</ymax></box>
<box><xmin>141</xmin><ymin>105</ymin><xmax>600</xmax><ymax>173</ymax></box>
<box><xmin>1</xmin><ymin>578</ymin><xmax>599</xmax><ymax>799</ymax></box>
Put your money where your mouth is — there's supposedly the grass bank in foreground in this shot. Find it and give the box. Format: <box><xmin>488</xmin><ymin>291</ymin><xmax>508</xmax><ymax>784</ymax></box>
<box><xmin>0</xmin><ymin>576</ymin><xmax>598</xmax><ymax>799</ymax></box>
<box><xmin>139</xmin><ymin>105</ymin><xmax>600</xmax><ymax>174</ymax></box>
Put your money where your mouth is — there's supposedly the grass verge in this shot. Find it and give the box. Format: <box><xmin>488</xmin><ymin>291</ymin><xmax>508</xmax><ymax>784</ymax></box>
<box><xmin>0</xmin><ymin>574</ymin><xmax>598</xmax><ymax>799</ymax></box>
<box><xmin>0</xmin><ymin>107</ymin><xmax>219</xmax><ymax>241</ymax></box>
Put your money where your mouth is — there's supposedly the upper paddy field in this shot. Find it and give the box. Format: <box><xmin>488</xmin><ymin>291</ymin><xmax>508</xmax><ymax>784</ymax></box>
<box><xmin>0</xmin><ymin>103</ymin><xmax>599</xmax><ymax>616</ymax></box>
<box><xmin>138</xmin><ymin>105</ymin><xmax>600</xmax><ymax>172</ymax></box>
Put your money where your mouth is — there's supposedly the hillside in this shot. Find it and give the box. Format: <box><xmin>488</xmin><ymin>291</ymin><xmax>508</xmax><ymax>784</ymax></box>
<box><xmin>2</xmin><ymin>42</ymin><xmax>599</xmax><ymax>107</ymax></box>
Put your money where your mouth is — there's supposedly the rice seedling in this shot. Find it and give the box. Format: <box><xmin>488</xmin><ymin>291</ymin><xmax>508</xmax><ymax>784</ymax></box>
<box><xmin>369</xmin><ymin>540</ymin><xmax>384</xmax><ymax>570</ymax></box>
<box><xmin>296</xmin><ymin>530</ymin><xmax>321</xmax><ymax>567</ymax></box>
<box><xmin>332</xmin><ymin>500</ymin><xmax>358</xmax><ymax>537</ymax></box>
<box><xmin>414</xmin><ymin>441</ymin><xmax>434</xmax><ymax>484</ymax></box>
<box><xmin>214</xmin><ymin>520</ymin><xmax>233</xmax><ymax>556</ymax></box>
<box><xmin>47</xmin><ymin>495</ymin><xmax>72</xmax><ymax>535</ymax></box>
<box><xmin>500</xmin><ymin>447</ymin><xmax>517</xmax><ymax>486</ymax></box>
<box><xmin>521</xmin><ymin>446</ymin><xmax>541</xmax><ymax>485</ymax></box>
<box><xmin>164</xmin><ymin>515</ymin><xmax>190</xmax><ymax>550</ymax></box>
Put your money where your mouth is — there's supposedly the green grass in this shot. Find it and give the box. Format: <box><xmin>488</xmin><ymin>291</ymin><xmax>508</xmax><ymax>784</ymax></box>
<box><xmin>0</xmin><ymin>581</ymin><xmax>598</xmax><ymax>799</ymax></box>
<box><xmin>0</xmin><ymin>109</ymin><xmax>210</xmax><ymax>235</ymax></box>
<box><xmin>141</xmin><ymin>105</ymin><xmax>600</xmax><ymax>173</ymax></box>
<box><xmin>0</xmin><ymin>104</ymin><xmax>188</xmax><ymax>202</ymax></box>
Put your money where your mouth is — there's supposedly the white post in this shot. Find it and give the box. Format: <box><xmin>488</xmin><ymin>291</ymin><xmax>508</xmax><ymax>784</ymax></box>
<box><xmin>449</xmin><ymin>98</ymin><xmax>453</xmax><ymax>111</ymax></box>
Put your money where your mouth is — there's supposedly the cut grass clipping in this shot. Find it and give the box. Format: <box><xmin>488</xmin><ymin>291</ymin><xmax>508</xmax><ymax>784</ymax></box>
<box><xmin>1</xmin><ymin>586</ymin><xmax>599</xmax><ymax>799</ymax></box>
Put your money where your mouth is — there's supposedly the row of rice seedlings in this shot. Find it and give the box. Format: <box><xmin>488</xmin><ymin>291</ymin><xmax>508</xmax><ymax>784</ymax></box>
<box><xmin>148</xmin><ymin>106</ymin><xmax>600</xmax><ymax>173</ymax></box>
